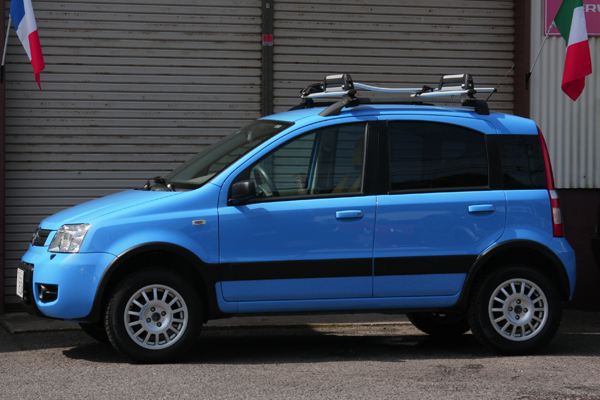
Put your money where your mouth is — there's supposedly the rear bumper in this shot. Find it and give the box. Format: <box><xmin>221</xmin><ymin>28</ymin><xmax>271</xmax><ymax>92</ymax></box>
<box><xmin>548</xmin><ymin>237</ymin><xmax>577</xmax><ymax>299</ymax></box>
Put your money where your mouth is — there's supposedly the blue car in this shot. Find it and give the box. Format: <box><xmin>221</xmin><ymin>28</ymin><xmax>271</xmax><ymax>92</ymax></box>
<box><xmin>17</xmin><ymin>74</ymin><xmax>576</xmax><ymax>362</ymax></box>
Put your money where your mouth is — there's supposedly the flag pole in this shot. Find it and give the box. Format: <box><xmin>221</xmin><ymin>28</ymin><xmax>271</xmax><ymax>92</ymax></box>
<box><xmin>526</xmin><ymin>21</ymin><xmax>555</xmax><ymax>90</ymax></box>
<box><xmin>1</xmin><ymin>16</ymin><xmax>11</xmax><ymax>83</ymax></box>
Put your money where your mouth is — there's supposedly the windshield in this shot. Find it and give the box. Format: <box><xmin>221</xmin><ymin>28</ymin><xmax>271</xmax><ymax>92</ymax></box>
<box><xmin>166</xmin><ymin>120</ymin><xmax>293</xmax><ymax>189</ymax></box>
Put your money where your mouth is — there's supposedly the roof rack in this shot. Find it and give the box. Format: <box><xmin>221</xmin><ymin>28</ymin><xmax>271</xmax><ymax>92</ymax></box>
<box><xmin>294</xmin><ymin>73</ymin><xmax>496</xmax><ymax>117</ymax></box>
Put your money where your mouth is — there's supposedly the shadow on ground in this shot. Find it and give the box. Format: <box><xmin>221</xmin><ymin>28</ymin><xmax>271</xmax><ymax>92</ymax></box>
<box><xmin>2</xmin><ymin>310</ymin><xmax>599</xmax><ymax>364</ymax></box>
<box><xmin>61</xmin><ymin>324</ymin><xmax>600</xmax><ymax>365</ymax></box>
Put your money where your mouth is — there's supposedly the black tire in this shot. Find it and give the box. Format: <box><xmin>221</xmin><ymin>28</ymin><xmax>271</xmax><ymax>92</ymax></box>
<box><xmin>79</xmin><ymin>322</ymin><xmax>110</xmax><ymax>344</ymax></box>
<box><xmin>406</xmin><ymin>312</ymin><xmax>470</xmax><ymax>337</ymax></box>
<box><xmin>105</xmin><ymin>268</ymin><xmax>202</xmax><ymax>363</ymax></box>
<box><xmin>468</xmin><ymin>265</ymin><xmax>562</xmax><ymax>355</ymax></box>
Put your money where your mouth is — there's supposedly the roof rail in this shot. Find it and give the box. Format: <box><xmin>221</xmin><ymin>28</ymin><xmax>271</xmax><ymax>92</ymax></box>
<box><xmin>296</xmin><ymin>73</ymin><xmax>496</xmax><ymax>116</ymax></box>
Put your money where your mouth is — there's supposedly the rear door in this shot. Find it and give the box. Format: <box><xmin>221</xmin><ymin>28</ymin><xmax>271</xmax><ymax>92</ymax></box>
<box><xmin>373</xmin><ymin>118</ymin><xmax>506</xmax><ymax>302</ymax></box>
<box><xmin>218</xmin><ymin>121</ymin><xmax>378</xmax><ymax>303</ymax></box>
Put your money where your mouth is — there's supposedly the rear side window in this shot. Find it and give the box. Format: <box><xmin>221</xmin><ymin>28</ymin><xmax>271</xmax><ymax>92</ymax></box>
<box><xmin>498</xmin><ymin>135</ymin><xmax>547</xmax><ymax>189</ymax></box>
<box><xmin>388</xmin><ymin>121</ymin><xmax>488</xmax><ymax>192</ymax></box>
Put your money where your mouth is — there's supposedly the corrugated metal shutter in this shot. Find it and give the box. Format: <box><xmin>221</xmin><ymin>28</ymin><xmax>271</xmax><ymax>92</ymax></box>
<box><xmin>272</xmin><ymin>0</ymin><xmax>516</xmax><ymax>114</ymax></box>
<box><xmin>529</xmin><ymin>1</ymin><xmax>599</xmax><ymax>189</ymax></box>
<box><xmin>3</xmin><ymin>0</ymin><xmax>262</xmax><ymax>308</ymax></box>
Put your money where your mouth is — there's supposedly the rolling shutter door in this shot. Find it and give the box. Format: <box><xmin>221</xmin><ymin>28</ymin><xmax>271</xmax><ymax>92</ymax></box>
<box><xmin>3</xmin><ymin>0</ymin><xmax>262</xmax><ymax>309</ymax></box>
<box><xmin>273</xmin><ymin>0</ymin><xmax>515</xmax><ymax>113</ymax></box>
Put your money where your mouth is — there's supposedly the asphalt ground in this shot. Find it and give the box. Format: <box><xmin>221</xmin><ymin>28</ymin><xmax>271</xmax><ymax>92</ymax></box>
<box><xmin>1</xmin><ymin>310</ymin><xmax>600</xmax><ymax>399</ymax></box>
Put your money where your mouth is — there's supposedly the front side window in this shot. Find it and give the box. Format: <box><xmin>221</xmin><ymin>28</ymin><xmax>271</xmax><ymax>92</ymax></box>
<box><xmin>388</xmin><ymin>121</ymin><xmax>488</xmax><ymax>192</ymax></box>
<box><xmin>236</xmin><ymin>123</ymin><xmax>367</xmax><ymax>199</ymax></box>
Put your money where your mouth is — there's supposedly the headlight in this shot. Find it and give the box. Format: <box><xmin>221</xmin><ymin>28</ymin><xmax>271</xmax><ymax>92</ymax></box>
<box><xmin>48</xmin><ymin>224</ymin><xmax>91</xmax><ymax>253</ymax></box>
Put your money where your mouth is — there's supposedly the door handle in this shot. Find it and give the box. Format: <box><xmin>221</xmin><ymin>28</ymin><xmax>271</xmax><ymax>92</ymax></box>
<box><xmin>336</xmin><ymin>210</ymin><xmax>363</xmax><ymax>219</ymax></box>
<box><xmin>468</xmin><ymin>204</ymin><xmax>495</xmax><ymax>213</ymax></box>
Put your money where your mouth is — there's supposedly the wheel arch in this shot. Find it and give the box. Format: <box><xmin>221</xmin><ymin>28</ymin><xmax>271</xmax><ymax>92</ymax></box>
<box><xmin>454</xmin><ymin>240</ymin><xmax>572</xmax><ymax>310</ymax></box>
<box><xmin>78</xmin><ymin>242</ymin><xmax>222</xmax><ymax>323</ymax></box>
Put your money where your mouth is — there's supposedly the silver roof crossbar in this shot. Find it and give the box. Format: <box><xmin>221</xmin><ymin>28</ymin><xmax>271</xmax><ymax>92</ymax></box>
<box><xmin>296</xmin><ymin>73</ymin><xmax>497</xmax><ymax>116</ymax></box>
<box><xmin>355</xmin><ymin>82</ymin><xmax>421</xmax><ymax>94</ymax></box>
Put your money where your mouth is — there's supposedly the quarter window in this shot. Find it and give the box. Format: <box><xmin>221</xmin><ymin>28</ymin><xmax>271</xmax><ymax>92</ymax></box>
<box><xmin>498</xmin><ymin>135</ymin><xmax>547</xmax><ymax>189</ymax></box>
<box><xmin>388</xmin><ymin>121</ymin><xmax>488</xmax><ymax>192</ymax></box>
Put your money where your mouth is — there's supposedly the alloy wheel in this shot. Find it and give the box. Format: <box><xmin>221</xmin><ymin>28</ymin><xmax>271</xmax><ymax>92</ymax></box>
<box><xmin>488</xmin><ymin>278</ymin><xmax>548</xmax><ymax>341</ymax></box>
<box><xmin>123</xmin><ymin>284</ymin><xmax>189</xmax><ymax>350</ymax></box>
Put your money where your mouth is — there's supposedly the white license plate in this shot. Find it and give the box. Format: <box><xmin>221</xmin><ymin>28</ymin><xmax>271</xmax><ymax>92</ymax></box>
<box><xmin>16</xmin><ymin>268</ymin><xmax>25</xmax><ymax>298</ymax></box>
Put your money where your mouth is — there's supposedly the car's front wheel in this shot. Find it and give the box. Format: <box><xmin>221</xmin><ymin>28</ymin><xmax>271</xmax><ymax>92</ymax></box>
<box><xmin>468</xmin><ymin>265</ymin><xmax>562</xmax><ymax>355</ymax></box>
<box><xmin>105</xmin><ymin>268</ymin><xmax>202</xmax><ymax>363</ymax></box>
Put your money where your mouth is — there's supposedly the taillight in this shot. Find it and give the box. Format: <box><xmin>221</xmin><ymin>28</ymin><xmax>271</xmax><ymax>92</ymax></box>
<box><xmin>538</xmin><ymin>127</ymin><xmax>564</xmax><ymax>237</ymax></box>
<box><xmin>549</xmin><ymin>190</ymin><xmax>564</xmax><ymax>237</ymax></box>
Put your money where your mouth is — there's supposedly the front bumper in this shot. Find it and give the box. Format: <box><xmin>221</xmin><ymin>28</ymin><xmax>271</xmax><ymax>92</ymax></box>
<box><xmin>20</xmin><ymin>245</ymin><xmax>116</xmax><ymax>320</ymax></box>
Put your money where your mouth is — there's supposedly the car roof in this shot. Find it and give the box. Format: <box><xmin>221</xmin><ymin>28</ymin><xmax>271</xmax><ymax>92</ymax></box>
<box><xmin>262</xmin><ymin>103</ymin><xmax>538</xmax><ymax>136</ymax></box>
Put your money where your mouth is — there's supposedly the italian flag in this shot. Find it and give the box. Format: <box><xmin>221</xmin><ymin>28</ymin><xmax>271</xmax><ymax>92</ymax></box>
<box><xmin>554</xmin><ymin>0</ymin><xmax>592</xmax><ymax>101</ymax></box>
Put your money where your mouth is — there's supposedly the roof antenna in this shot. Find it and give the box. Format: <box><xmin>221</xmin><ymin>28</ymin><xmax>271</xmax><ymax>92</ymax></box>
<box><xmin>485</xmin><ymin>64</ymin><xmax>515</xmax><ymax>102</ymax></box>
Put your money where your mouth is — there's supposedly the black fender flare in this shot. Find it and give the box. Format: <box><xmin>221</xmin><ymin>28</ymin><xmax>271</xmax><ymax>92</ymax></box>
<box><xmin>75</xmin><ymin>242</ymin><xmax>222</xmax><ymax>322</ymax></box>
<box><xmin>452</xmin><ymin>239</ymin><xmax>572</xmax><ymax>311</ymax></box>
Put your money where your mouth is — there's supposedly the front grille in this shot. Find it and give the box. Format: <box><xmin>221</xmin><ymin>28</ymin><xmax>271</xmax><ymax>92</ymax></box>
<box><xmin>31</xmin><ymin>228</ymin><xmax>52</xmax><ymax>246</ymax></box>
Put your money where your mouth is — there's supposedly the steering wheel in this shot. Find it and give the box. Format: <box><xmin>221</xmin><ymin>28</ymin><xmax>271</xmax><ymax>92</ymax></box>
<box><xmin>253</xmin><ymin>165</ymin><xmax>278</xmax><ymax>196</ymax></box>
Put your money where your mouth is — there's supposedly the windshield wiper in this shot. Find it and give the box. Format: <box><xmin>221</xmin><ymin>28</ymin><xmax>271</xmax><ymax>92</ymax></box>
<box><xmin>154</xmin><ymin>176</ymin><xmax>176</xmax><ymax>191</ymax></box>
<box><xmin>139</xmin><ymin>176</ymin><xmax>176</xmax><ymax>191</ymax></box>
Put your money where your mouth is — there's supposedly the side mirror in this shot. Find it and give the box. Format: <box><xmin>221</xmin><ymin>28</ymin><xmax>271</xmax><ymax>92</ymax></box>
<box><xmin>228</xmin><ymin>180</ymin><xmax>256</xmax><ymax>205</ymax></box>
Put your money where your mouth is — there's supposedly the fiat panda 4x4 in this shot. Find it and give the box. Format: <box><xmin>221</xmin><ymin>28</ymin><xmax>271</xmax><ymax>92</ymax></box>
<box><xmin>17</xmin><ymin>74</ymin><xmax>576</xmax><ymax>363</ymax></box>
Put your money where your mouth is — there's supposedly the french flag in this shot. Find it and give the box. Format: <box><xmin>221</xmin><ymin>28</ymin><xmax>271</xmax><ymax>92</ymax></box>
<box><xmin>10</xmin><ymin>0</ymin><xmax>45</xmax><ymax>89</ymax></box>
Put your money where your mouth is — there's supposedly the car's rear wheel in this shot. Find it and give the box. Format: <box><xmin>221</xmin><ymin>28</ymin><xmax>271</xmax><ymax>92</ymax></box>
<box><xmin>468</xmin><ymin>265</ymin><xmax>561</xmax><ymax>354</ymax></box>
<box><xmin>406</xmin><ymin>312</ymin><xmax>470</xmax><ymax>336</ymax></box>
<box><xmin>105</xmin><ymin>268</ymin><xmax>202</xmax><ymax>363</ymax></box>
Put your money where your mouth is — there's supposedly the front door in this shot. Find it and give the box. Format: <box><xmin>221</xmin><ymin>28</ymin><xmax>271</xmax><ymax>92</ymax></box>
<box><xmin>219</xmin><ymin>122</ymin><xmax>377</xmax><ymax>302</ymax></box>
